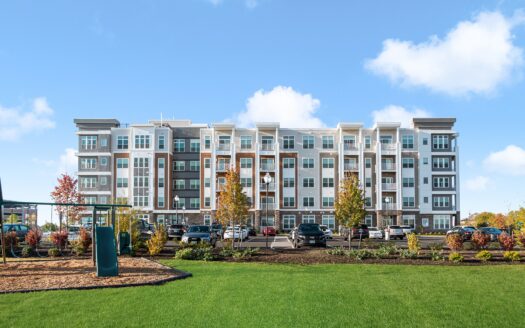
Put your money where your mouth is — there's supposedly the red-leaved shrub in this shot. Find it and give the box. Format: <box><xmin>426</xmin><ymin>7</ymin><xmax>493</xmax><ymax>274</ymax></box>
<box><xmin>498</xmin><ymin>232</ymin><xmax>515</xmax><ymax>251</ymax></box>
<box><xmin>25</xmin><ymin>228</ymin><xmax>42</xmax><ymax>248</ymax></box>
<box><xmin>471</xmin><ymin>231</ymin><xmax>490</xmax><ymax>250</ymax></box>
<box><xmin>446</xmin><ymin>233</ymin><xmax>463</xmax><ymax>251</ymax></box>
<box><xmin>50</xmin><ymin>230</ymin><xmax>68</xmax><ymax>248</ymax></box>
<box><xmin>516</xmin><ymin>231</ymin><xmax>525</xmax><ymax>247</ymax></box>
<box><xmin>5</xmin><ymin>231</ymin><xmax>18</xmax><ymax>248</ymax></box>
<box><xmin>79</xmin><ymin>228</ymin><xmax>92</xmax><ymax>249</ymax></box>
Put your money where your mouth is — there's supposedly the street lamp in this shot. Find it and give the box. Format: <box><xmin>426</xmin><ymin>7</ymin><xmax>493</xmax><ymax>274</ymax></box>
<box><xmin>182</xmin><ymin>206</ymin><xmax>186</xmax><ymax>225</ymax></box>
<box><xmin>263</xmin><ymin>172</ymin><xmax>272</xmax><ymax>249</ymax></box>
<box><xmin>174</xmin><ymin>195</ymin><xmax>179</xmax><ymax>225</ymax></box>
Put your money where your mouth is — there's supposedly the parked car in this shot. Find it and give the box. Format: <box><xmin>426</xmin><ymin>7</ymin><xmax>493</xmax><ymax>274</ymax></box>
<box><xmin>181</xmin><ymin>225</ymin><xmax>217</xmax><ymax>247</ymax></box>
<box><xmin>479</xmin><ymin>227</ymin><xmax>503</xmax><ymax>242</ymax></box>
<box><xmin>368</xmin><ymin>227</ymin><xmax>383</xmax><ymax>239</ymax></box>
<box><xmin>168</xmin><ymin>224</ymin><xmax>186</xmax><ymax>240</ymax></box>
<box><xmin>446</xmin><ymin>226</ymin><xmax>476</xmax><ymax>241</ymax></box>
<box><xmin>400</xmin><ymin>225</ymin><xmax>415</xmax><ymax>235</ymax></box>
<box><xmin>461</xmin><ymin>226</ymin><xmax>477</xmax><ymax>240</ymax></box>
<box><xmin>67</xmin><ymin>225</ymin><xmax>82</xmax><ymax>242</ymax></box>
<box><xmin>262</xmin><ymin>226</ymin><xmax>276</xmax><ymax>237</ymax></box>
<box><xmin>247</xmin><ymin>227</ymin><xmax>257</xmax><ymax>236</ymax></box>
<box><xmin>294</xmin><ymin>223</ymin><xmax>327</xmax><ymax>247</ymax></box>
<box><xmin>137</xmin><ymin>219</ymin><xmax>154</xmax><ymax>240</ymax></box>
<box><xmin>320</xmin><ymin>225</ymin><xmax>333</xmax><ymax>239</ymax></box>
<box><xmin>342</xmin><ymin>224</ymin><xmax>370</xmax><ymax>240</ymax></box>
<box><xmin>210</xmin><ymin>224</ymin><xmax>223</xmax><ymax>239</ymax></box>
<box><xmin>2</xmin><ymin>224</ymin><xmax>30</xmax><ymax>242</ymax></box>
<box><xmin>223</xmin><ymin>226</ymin><xmax>248</xmax><ymax>241</ymax></box>
<box><xmin>385</xmin><ymin>225</ymin><xmax>404</xmax><ymax>240</ymax></box>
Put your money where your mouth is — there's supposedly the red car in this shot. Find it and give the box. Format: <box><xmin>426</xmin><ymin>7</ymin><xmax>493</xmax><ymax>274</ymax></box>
<box><xmin>262</xmin><ymin>226</ymin><xmax>276</xmax><ymax>236</ymax></box>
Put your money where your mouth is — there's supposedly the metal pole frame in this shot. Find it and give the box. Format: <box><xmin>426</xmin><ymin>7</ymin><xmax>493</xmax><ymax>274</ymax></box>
<box><xmin>265</xmin><ymin>181</ymin><xmax>269</xmax><ymax>249</ymax></box>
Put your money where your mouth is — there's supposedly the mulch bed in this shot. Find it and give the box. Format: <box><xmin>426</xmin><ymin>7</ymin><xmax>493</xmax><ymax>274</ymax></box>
<box><xmin>0</xmin><ymin>257</ymin><xmax>191</xmax><ymax>294</ymax></box>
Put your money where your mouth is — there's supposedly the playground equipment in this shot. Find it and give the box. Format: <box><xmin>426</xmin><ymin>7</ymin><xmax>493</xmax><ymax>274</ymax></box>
<box><xmin>0</xmin><ymin>179</ymin><xmax>131</xmax><ymax>277</ymax></box>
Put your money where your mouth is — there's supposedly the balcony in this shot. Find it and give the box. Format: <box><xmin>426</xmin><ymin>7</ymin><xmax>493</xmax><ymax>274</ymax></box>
<box><xmin>381</xmin><ymin>163</ymin><xmax>396</xmax><ymax>170</ymax></box>
<box><xmin>260</xmin><ymin>203</ymin><xmax>276</xmax><ymax>211</ymax></box>
<box><xmin>344</xmin><ymin>163</ymin><xmax>358</xmax><ymax>171</ymax></box>
<box><xmin>259</xmin><ymin>143</ymin><xmax>275</xmax><ymax>151</ymax></box>
<box><xmin>260</xmin><ymin>164</ymin><xmax>275</xmax><ymax>171</ymax></box>
<box><xmin>216</xmin><ymin>163</ymin><xmax>231</xmax><ymax>172</ymax></box>
<box><xmin>382</xmin><ymin>183</ymin><xmax>397</xmax><ymax>191</ymax></box>
<box><xmin>381</xmin><ymin>143</ymin><xmax>397</xmax><ymax>151</ymax></box>
<box><xmin>260</xmin><ymin>183</ymin><xmax>276</xmax><ymax>191</ymax></box>
<box><xmin>382</xmin><ymin>203</ymin><xmax>397</xmax><ymax>211</ymax></box>
<box><xmin>216</xmin><ymin>143</ymin><xmax>232</xmax><ymax>152</ymax></box>
<box><xmin>344</xmin><ymin>144</ymin><xmax>358</xmax><ymax>151</ymax></box>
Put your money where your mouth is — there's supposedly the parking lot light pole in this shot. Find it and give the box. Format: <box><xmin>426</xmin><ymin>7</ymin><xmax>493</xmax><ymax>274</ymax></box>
<box><xmin>174</xmin><ymin>195</ymin><xmax>179</xmax><ymax>225</ymax></box>
<box><xmin>263</xmin><ymin>173</ymin><xmax>272</xmax><ymax>249</ymax></box>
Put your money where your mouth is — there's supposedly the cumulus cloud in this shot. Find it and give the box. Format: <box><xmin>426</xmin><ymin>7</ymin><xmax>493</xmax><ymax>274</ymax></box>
<box><xmin>371</xmin><ymin>105</ymin><xmax>431</xmax><ymax>128</ymax></box>
<box><xmin>366</xmin><ymin>10</ymin><xmax>525</xmax><ymax>96</ymax></box>
<box><xmin>484</xmin><ymin>145</ymin><xmax>525</xmax><ymax>175</ymax></box>
<box><xmin>465</xmin><ymin>176</ymin><xmax>489</xmax><ymax>191</ymax></box>
<box><xmin>58</xmin><ymin>148</ymin><xmax>78</xmax><ymax>175</ymax></box>
<box><xmin>0</xmin><ymin>97</ymin><xmax>56</xmax><ymax>141</ymax></box>
<box><xmin>236</xmin><ymin>86</ymin><xmax>326</xmax><ymax>128</ymax></box>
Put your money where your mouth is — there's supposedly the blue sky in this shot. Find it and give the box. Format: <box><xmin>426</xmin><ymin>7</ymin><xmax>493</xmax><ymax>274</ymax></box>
<box><xmin>1</xmin><ymin>0</ymin><xmax>525</xmax><ymax>220</ymax></box>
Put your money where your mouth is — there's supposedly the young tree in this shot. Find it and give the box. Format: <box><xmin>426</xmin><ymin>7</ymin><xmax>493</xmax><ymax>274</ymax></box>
<box><xmin>50</xmin><ymin>174</ymin><xmax>85</xmax><ymax>229</ymax></box>
<box><xmin>215</xmin><ymin>168</ymin><xmax>249</xmax><ymax>249</ymax></box>
<box><xmin>489</xmin><ymin>213</ymin><xmax>507</xmax><ymax>230</ymax></box>
<box><xmin>473</xmin><ymin>212</ymin><xmax>495</xmax><ymax>228</ymax></box>
<box><xmin>7</xmin><ymin>214</ymin><xmax>18</xmax><ymax>224</ymax></box>
<box><xmin>335</xmin><ymin>175</ymin><xmax>366</xmax><ymax>249</ymax></box>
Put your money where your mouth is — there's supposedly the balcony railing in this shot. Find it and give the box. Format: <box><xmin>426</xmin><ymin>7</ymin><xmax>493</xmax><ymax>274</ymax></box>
<box><xmin>260</xmin><ymin>143</ymin><xmax>275</xmax><ymax>151</ymax></box>
<box><xmin>260</xmin><ymin>183</ymin><xmax>276</xmax><ymax>191</ymax></box>
<box><xmin>382</xmin><ymin>203</ymin><xmax>397</xmax><ymax>210</ymax></box>
<box><xmin>260</xmin><ymin>164</ymin><xmax>275</xmax><ymax>171</ymax></box>
<box><xmin>381</xmin><ymin>163</ymin><xmax>396</xmax><ymax>170</ymax></box>
<box><xmin>382</xmin><ymin>183</ymin><xmax>397</xmax><ymax>191</ymax></box>
<box><xmin>216</xmin><ymin>163</ymin><xmax>231</xmax><ymax>172</ymax></box>
<box><xmin>344</xmin><ymin>144</ymin><xmax>358</xmax><ymax>151</ymax></box>
<box><xmin>381</xmin><ymin>143</ymin><xmax>397</xmax><ymax>151</ymax></box>
<box><xmin>344</xmin><ymin>163</ymin><xmax>358</xmax><ymax>170</ymax></box>
<box><xmin>216</xmin><ymin>143</ymin><xmax>231</xmax><ymax>151</ymax></box>
<box><xmin>260</xmin><ymin>203</ymin><xmax>276</xmax><ymax>211</ymax></box>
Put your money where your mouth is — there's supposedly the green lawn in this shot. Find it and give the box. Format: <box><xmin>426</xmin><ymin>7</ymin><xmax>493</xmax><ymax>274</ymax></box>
<box><xmin>1</xmin><ymin>261</ymin><xmax>525</xmax><ymax>327</ymax></box>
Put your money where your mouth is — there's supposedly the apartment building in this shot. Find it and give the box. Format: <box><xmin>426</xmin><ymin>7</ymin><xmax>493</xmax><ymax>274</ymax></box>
<box><xmin>75</xmin><ymin>117</ymin><xmax>459</xmax><ymax>231</ymax></box>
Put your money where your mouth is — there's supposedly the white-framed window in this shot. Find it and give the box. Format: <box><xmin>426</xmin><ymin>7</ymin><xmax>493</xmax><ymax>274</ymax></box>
<box><xmin>190</xmin><ymin>139</ymin><xmax>200</xmax><ymax>152</ymax></box>
<box><xmin>217</xmin><ymin>177</ymin><xmax>226</xmax><ymax>190</ymax></box>
<box><xmin>365</xmin><ymin>177</ymin><xmax>372</xmax><ymax>187</ymax></box>
<box><xmin>365</xmin><ymin>158</ymin><xmax>372</xmax><ymax>168</ymax></box>
<box><xmin>423</xmin><ymin>157</ymin><xmax>429</xmax><ymax>165</ymax></box>
<box><xmin>261</xmin><ymin>136</ymin><xmax>274</xmax><ymax>150</ymax></box>
<box><xmin>158</xmin><ymin>196</ymin><xmax>165</xmax><ymax>208</ymax></box>
<box><xmin>303</xmin><ymin>177</ymin><xmax>314</xmax><ymax>188</ymax></box>
<box><xmin>402</xmin><ymin>177</ymin><xmax>415</xmax><ymax>188</ymax></box>
<box><xmin>190</xmin><ymin>198</ymin><xmax>200</xmax><ymax>209</ymax></box>
<box><xmin>365</xmin><ymin>215</ymin><xmax>373</xmax><ymax>226</ymax></box>
<box><xmin>433</xmin><ymin>196</ymin><xmax>450</xmax><ymax>208</ymax></box>
<box><xmin>322</xmin><ymin>158</ymin><xmax>334</xmax><ymax>168</ymax></box>
<box><xmin>383</xmin><ymin>216</ymin><xmax>394</xmax><ymax>226</ymax></box>
<box><xmin>174</xmin><ymin>197</ymin><xmax>185</xmax><ymax>209</ymax></box>
<box><xmin>432</xmin><ymin>135</ymin><xmax>449</xmax><ymax>150</ymax></box>
<box><xmin>204</xmin><ymin>158</ymin><xmax>211</xmax><ymax>169</ymax></box>
<box><xmin>117</xmin><ymin>158</ymin><xmax>128</xmax><ymax>168</ymax></box>
<box><xmin>402</xmin><ymin>197</ymin><xmax>415</xmax><ymax>208</ymax></box>
<box><xmin>240</xmin><ymin>178</ymin><xmax>252</xmax><ymax>188</ymax></box>
<box><xmin>204</xmin><ymin>136</ymin><xmax>211</xmax><ymax>149</ymax></box>
<box><xmin>364</xmin><ymin>136</ymin><xmax>371</xmax><ymax>149</ymax></box>
<box><xmin>133</xmin><ymin>157</ymin><xmax>149</xmax><ymax>168</ymax></box>
<box><xmin>175</xmin><ymin>179</ymin><xmax>185</xmax><ymax>190</ymax></box>
<box><xmin>203</xmin><ymin>215</ymin><xmax>212</xmax><ymax>225</ymax></box>
<box><xmin>380</xmin><ymin>135</ymin><xmax>393</xmax><ymax>144</ymax></box>
<box><xmin>433</xmin><ymin>215</ymin><xmax>450</xmax><ymax>229</ymax></box>
<box><xmin>283</xmin><ymin>178</ymin><xmax>295</xmax><ymax>188</ymax></box>
<box><xmin>260</xmin><ymin>158</ymin><xmax>275</xmax><ymax>171</ymax></box>
<box><xmin>189</xmin><ymin>179</ymin><xmax>200</xmax><ymax>190</ymax></box>
<box><xmin>80</xmin><ymin>177</ymin><xmax>97</xmax><ymax>189</ymax></box>
<box><xmin>261</xmin><ymin>216</ymin><xmax>275</xmax><ymax>227</ymax></box>
<box><xmin>322</xmin><ymin>178</ymin><xmax>334</xmax><ymax>188</ymax></box>
<box><xmin>422</xmin><ymin>218</ymin><xmax>429</xmax><ymax>227</ymax></box>
<box><xmin>84</xmin><ymin>196</ymin><xmax>97</xmax><ymax>204</ymax></box>
<box><xmin>402</xmin><ymin>215</ymin><xmax>415</xmax><ymax>227</ymax></box>
<box><xmin>283</xmin><ymin>136</ymin><xmax>295</xmax><ymax>149</ymax></box>
<box><xmin>99</xmin><ymin>196</ymin><xmax>108</xmax><ymax>204</ymax></box>
<box><xmin>322</xmin><ymin>197</ymin><xmax>334</xmax><ymax>207</ymax></box>
<box><xmin>134</xmin><ymin>177</ymin><xmax>149</xmax><ymax>187</ymax></box>
<box><xmin>302</xmin><ymin>215</ymin><xmax>315</xmax><ymax>224</ymax></box>
<box><xmin>174</xmin><ymin>139</ymin><xmax>185</xmax><ymax>152</ymax></box>
<box><xmin>135</xmin><ymin>135</ymin><xmax>151</xmax><ymax>149</ymax></box>
<box><xmin>322</xmin><ymin>135</ymin><xmax>334</xmax><ymax>149</ymax></box>
<box><xmin>283</xmin><ymin>197</ymin><xmax>295</xmax><ymax>207</ymax></box>
<box><xmin>189</xmin><ymin>160</ymin><xmax>200</xmax><ymax>171</ymax></box>
<box><xmin>343</xmin><ymin>135</ymin><xmax>356</xmax><ymax>150</ymax></box>
<box><xmin>158</xmin><ymin>135</ymin><xmax>166</xmax><ymax>150</ymax></box>
<box><xmin>303</xmin><ymin>135</ymin><xmax>314</xmax><ymax>149</ymax></box>
<box><xmin>433</xmin><ymin>177</ymin><xmax>450</xmax><ymax>188</ymax></box>
<box><xmin>302</xmin><ymin>158</ymin><xmax>314</xmax><ymax>169</ymax></box>
<box><xmin>100</xmin><ymin>138</ymin><xmax>108</xmax><ymax>147</ymax></box>
<box><xmin>283</xmin><ymin>158</ymin><xmax>295</xmax><ymax>169</ymax></box>
<box><xmin>204</xmin><ymin>178</ymin><xmax>211</xmax><ymax>188</ymax></box>
<box><xmin>322</xmin><ymin>215</ymin><xmax>335</xmax><ymax>229</ymax></box>
<box><xmin>240</xmin><ymin>136</ymin><xmax>252</xmax><ymax>150</ymax></box>
<box><xmin>158</xmin><ymin>158</ymin><xmax>165</xmax><ymax>169</ymax></box>
<box><xmin>157</xmin><ymin>215</ymin><xmax>165</xmax><ymax>225</ymax></box>
<box><xmin>432</xmin><ymin>157</ymin><xmax>450</xmax><ymax>169</ymax></box>
<box><xmin>402</xmin><ymin>157</ymin><xmax>415</xmax><ymax>168</ymax></box>
<box><xmin>282</xmin><ymin>215</ymin><xmax>296</xmax><ymax>230</ymax></box>
<box><xmin>158</xmin><ymin>177</ymin><xmax>165</xmax><ymax>188</ymax></box>
<box><xmin>117</xmin><ymin>136</ymin><xmax>128</xmax><ymax>149</ymax></box>
<box><xmin>204</xmin><ymin>197</ymin><xmax>211</xmax><ymax>207</ymax></box>
<box><xmin>81</xmin><ymin>136</ymin><xmax>97</xmax><ymax>150</ymax></box>
<box><xmin>116</xmin><ymin>178</ymin><xmax>128</xmax><ymax>188</ymax></box>
<box><xmin>174</xmin><ymin>161</ymin><xmax>185</xmax><ymax>171</ymax></box>
<box><xmin>402</xmin><ymin>135</ymin><xmax>414</xmax><ymax>149</ymax></box>
<box><xmin>81</xmin><ymin>158</ymin><xmax>97</xmax><ymax>169</ymax></box>
<box><xmin>364</xmin><ymin>197</ymin><xmax>372</xmax><ymax>207</ymax></box>
<box><xmin>240</xmin><ymin>158</ymin><xmax>252</xmax><ymax>168</ymax></box>
<box><xmin>133</xmin><ymin>195</ymin><xmax>149</xmax><ymax>207</ymax></box>
<box><xmin>303</xmin><ymin>197</ymin><xmax>314</xmax><ymax>207</ymax></box>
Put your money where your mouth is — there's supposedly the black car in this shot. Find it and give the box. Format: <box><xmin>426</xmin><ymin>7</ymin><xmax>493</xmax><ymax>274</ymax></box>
<box><xmin>168</xmin><ymin>224</ymin><xmax>186</xmax><ymax>240</ymax></box>
<box><xmin>2</xmin><ymin>224</ymin><xmax>30</xmax><ymax>242</ymax></box>
<box><xmin>342</xmin><ymin>224</ymin><xmax>370</xmax><ymax>240</ymax></box>
<box><xmin>181</xmin><ymin>225</ymin><xmax>217</xmax><ymax>247</ymax></box>
<box><xmin>247</xmin><ymin>227</ymin><xmax>257</xmax><ymax>237</ymax></box>
<box><xmin>479</xmin><ymin>227</ymin><xmax>503</xmax><ymax>242</ymax></box>
<box><xmin>293</xmin><ymin>223</ymin><xmax>327</xmax><ymax>247</ymax></box>
<box><xmin>446</xmin><ymin>226</ymin><xmax>476</xmax><ymax>241</ymax></box>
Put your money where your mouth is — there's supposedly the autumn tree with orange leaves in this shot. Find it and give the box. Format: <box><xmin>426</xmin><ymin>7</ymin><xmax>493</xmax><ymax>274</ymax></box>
<box><xmin>51</xmin><ymin>174</ymin><xmax>85</xmax><ymax>229</ymax></box>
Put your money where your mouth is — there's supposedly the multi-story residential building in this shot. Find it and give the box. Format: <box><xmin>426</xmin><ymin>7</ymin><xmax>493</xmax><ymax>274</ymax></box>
<box><xmin>75</xmin><ymin>117</ymin><xmax>459</xmax><ymax>232</ymax></box>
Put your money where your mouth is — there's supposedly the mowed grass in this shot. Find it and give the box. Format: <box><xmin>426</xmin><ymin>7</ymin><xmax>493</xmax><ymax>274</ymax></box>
<box><xmin>1</xmin><ymin>261</ymin><xmax>525</xmax><ymax>327</ymax></box>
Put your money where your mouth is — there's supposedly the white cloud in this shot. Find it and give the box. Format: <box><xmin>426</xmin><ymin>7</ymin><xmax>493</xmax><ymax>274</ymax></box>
<box><xmin>465</xmin><ymin>176</ymin><xmax>489</xmax><ymax>191</ymax></box>
<box><xmin>236</xmin><ymin>86</ymin><xmax>326</xmax><ymax>128</ymax></box>
<box><xmin>484</xmin><ymin>145</ymin><xmax>525</xmax><ymax>175</ymax></box>
<box><xmin>371</xmin><ymin>105</ymin><xmax>431</xmax><ymax>128</ymax></box>
<box><xmin>366</xmin><ymin>10</ymin><xmax>525</xmax><ymax>96</ymax></box>
<box><xmin>207</xmin><ymin>0</ymin><xmax>258</xmax><ymax>8</ymax></box>
<box><xmin>58</xmin><ymin>148</ymin><xmax>78</xmax><ymax>175</ymax></box>
<box><xmin>0</xmin><ymin>97</ymin><xmax>56</xmax><ymax>141</ymax></box>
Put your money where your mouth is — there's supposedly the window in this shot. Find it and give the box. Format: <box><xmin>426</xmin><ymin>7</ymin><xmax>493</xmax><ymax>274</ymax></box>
<box><xmin>380</xmin><ymin>135</ymin><xmax>393</xmax><ymax>144</ymax></box>
<box><xmin>302</xmin><ymin>158</ymin><xmax>314</xmax><ymax>169</ymax></box>
<box><xmin>365</xmin><ymin>178</ymin><xmax>372</xmax><ymax>188</ymax></box>
<box><xmin>365</xmin><ymin>158</ymin><xmax>372</xmax><ymax>168</ymax></box>
<box><xmin>423</xmin><ymin>138</ymin><xmax>428</xmax><ymax>145</ymax></box>
<box><xmin>282</xmin><ymin>215</ymin><xmax>296</xmax><ymax>230</ymax></box>
<box><xmin>402</xmin><ymin>135</ymin><xmax>414</xmax><ymax>149</ymax></box>
<box><xmin>240</xmin><ymin>158</ymin><xmax>252</xmax><ymax>168</ymax></box>
<box><xmin>204</xmin><ymin>197</ymin><xmax>211</xmax><ymax>207</ymax></box>
<box><xmin>281</xmin><ymin>177</ymin><xmax>293</xmax><ymax>188</ymax></box>
<box><xmin>116</xmin><ymin>158</ymin><xmax>128</xmax><ymax>168</ymax></box>
<box><xmin>322</xmin><ymin>158</ymin><xmax>334</xmax><ymax>168</ymax></box>
<box><xmin>261</xmin><ymin>216</ymin><xmax>275</xmax><ymax>227</ymax></box>
<box><xmin>303</xmin><ymin>135</ymin><xmax>314</xmax><ymax>149</ymax></box>
<box><xmin>302</xmin><ymin>215</ymin><xmax>315</xmax><ymax>224</ymax></box>
<box><xmin>158</xmin><ymin>158</ymin><xmax>165</xmax><ymax>169</ymax></box>
<box><xmin>190</xmin><ymin>198</ymin><xmax>200</xmax><ymax>209</ymax></box>
<box><xmin>100</xmin><ymin>138</ymin><xmax>108</xmax><ymax>147</ymax></box>
<box><xmin>174</xmin><ymin>161</ymin><xmax>185</xmax><ymax>171</ymax></box>
<box><xmin>158</xmin><ymin>177</ymin><xmax>165</xmax><ymax>188</ymax></box>
<box><xmin>240</xmin><ymin>178</ymin><xmax>252</xmax><ymax>188</ymax></box>
<box><xmin>322</xmin><ymin>178</ymin><xmax>334</xmax><ymax>188</ymax></box>
<box><xmin>322</xmin><ymin>215</ymin><xmax>335</xmax><ymax>229</ymax></box>
<box><xmin>190</xmin><ymin>139</ymin><xmax>200</xmax><ymax>152</ymax></box>
<box><xmin>117</xmin><ymin>178</ymin><xmax>128</xmax><ymax>188</ymax></box>
<box><xmin>283</xmin><ymin>136</ymin><xmax>295</xmax><ymax>149</ymax></box>
<box><xmin>423</xmin><ymin>157</ymin><xmax>429</xmax><ymax>165</ymax></box>
<box><xmin>433</xmin><ymin>215</ymin><xmax>450</xmax><ymax>229</ymax></box>
<box><xmin>283</xmin><ymin>158</ymin><xmax>295</xmax><ymax>169</ymax></box>
<box><xmin>189</xmin><ymin>161</ymin><xmax>200</xmax><ymax>172</ymax></box>
<box><xmin>364</xmin><ymin>136</ymin><xmax>371</xmax><ymax>149</ymax></box>
<box><xmin>134</xmin><ymin>177</ymin><xmax>149</xmax><ymax>187</ymax></box>
<box><xmin>175</xmin><ymin>179</ymin><xmax>185</xmax><ymax>190</ymax></box>
<box><xmin>158</xmin><ymin>135</ymin><xmax>165</xmax><ymax>150</ymax></box>
<box><xmin>133</xmin><ymin>158</ymin><xmax>149</xmax><ymax>168</ymax></box>
<box><xmin>80</xmin><ymin>177</ymin><xmax>97</xmax><ymax>189</ymax></box>
<box><xmin>402</xmin><ymin>177</ymin><xmax>415</xmax><ymax>188</ymax></box>
<box><xmin>174</xmin><ymin>198</ymin><xmax>185</xmax><ymax>209</ymax></box>
<box><xmin>283</xmin><ymin>197</ymin><xmax>295</xmax><ymax>207</ymax></box>
<box><xmin>99</xmin><ymin>196</ymin><xmax>108</xmax><ymax>204</ymax></box>
<box><xmin>81</xmin><ymin>158</ymin><xmax>97</xmax><ymax>169</ymax></box>
<box><xmin>260</xmin><ymin>158</ymin><xmax>275</xmax><ymax>171</ymax></box>
<box><xmin>217</xmin><ymin>177</ymin><xmax>226</xmax><ymax>190</ymax></box>
<box><xmin>322</xmin><ymin>136</ymin><xmax>334</xmax><ymax>149</ymax></box>
<box><xmin>403</xmin><ymin>197</ymin><xmax>415</xmax><ymax>207</ymax></box>
<box><xmin>100</xmin><ymin>157</ymin><xmax>108</xmax><ymax>166</ymax></box>
<box><xmin>84</xmin><ymin>196</ymin><xmax>97</xmax><ymax>205</ymax></box>
<box><xmin>365</xmin><ymin>197</ymin><xmax>372</xmax><ymax>207</ymax></box>
<box><xmin>204</xmin><ymin>158</ymin><xmax>211</xmax><ymax>169</ymax></box>
<box><xmin>204</xmin><ymin>178</ymin><xmax>211</xmax><ymax>188</ymax></box>
<box><xmin>204</xmin><ymin>136</ymin><xmax>211</xmax><ymax>149</ymax></box>
<box><xmin>303</xmin><ymin>197</ymin><xmax>314</xmax><ymax>207</ymax></box>
<box><xmin>158</xmin><ymin>197</ymin><xmax>165</xmax><ymax>208</ymax></box>
<box><xmin>343</xmin><ymin>135</ymin><xmax>356</xmax><ymax>150</ymax></box>
<box><xmin>365</xmin><ymin>215</ymin><xmax>373</xmax><ymax>226</ymax></box>
<box><xmin>261</xmin><ymin>136</ymin><xmax>274</xmax><ymax>150</ymax></box>
<box><xmin>433</xmin><ymin>177</ymin><xmax>450</xmax><ymax>188</ymax></box>
<box><xmin>204</xmin><ymin>215</ymin><xmax>211</xmax><ymax>225</ymax></box>
<box><xmin>240</xmin><ymin>136</ymin><xmax>252</xmax><ymax>150</ymax></box>
<box><xmin>135</xmin><ymin>135</ymin><xmax>150</xmax><ymax>149</ymax></box>
<box><xmin>432</xmin><ymin>135</ymin><xmax>449</xmax><ymax>150</ymax></box>
<box><xmin>432</xmin><ymin>157</ymin><xmax>450</xmax><ymax>169</ymax></box>
<box><xmin>423</xmin><ymin>177</ymin><xmax>428</xmax><ymax>184</ymax></box>
<box><xmin>433</xmin><ymin>196</ymin><xmax>450</xmax><ymax>208</ymax></box>
<box><xmin>100</xmin><ymin>177</ymin><xmax>107</xmax><ymax>186</ymax></box>
<box><xmin>189</xmin><ymin>179</ymin><xmax>200</xmax><ymax>190</ymax></box>
<box><xmin>81</xmin><ymin>136</ymin><xmax>97</xmax><ymax>150</ymax></box>
<box><xmin>303</xmin><ymin>178</ymin><xmax>314</xmax><ymax>188</ymax></box>
<box><xmin>218</xmin><ymin>136</ymin><xmax>231</xmax><ymax>150</ymax></box>
<box><xmin>423</xmin><ymin>197</ymin><xmax>429</xmax><ymax>204</ymax></box>
<box><xmin>402</xmin><ymin>215</ymin><xmax>415</xmax><ymax>227</ymax></box>
<box><xmin>117</xmin><ymin>136</ymin><xmax>128</xmax><ymax>149</ymax></box>
<box><xmin>402</xmin><ymin>158</ymin><xmax>415</xmax><ymax>168</ymax></box>
<box><xmin>322</xmin><ymin>197</ymin><xmax>334</xmax><ymax>207</ymax></box>
<box><xmin>174</xmin><ymin>139</ymin><xmax>185</xmax><ymax>152</ymax></box>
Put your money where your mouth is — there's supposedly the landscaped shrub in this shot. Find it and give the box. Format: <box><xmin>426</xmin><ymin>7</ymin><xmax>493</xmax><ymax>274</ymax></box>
<box><xmin>72</xmin><ymin>241</ymin><xmax>86</xmax><ymax>256</ymax></box>
<box><xmin>326</xmin><ymin>247</ymin><xmax>346</xmax><ymax>256</ymax></box>
<box><xmin>219</xmin><ymin>246</ymin><xmax>235</xmax><ymax>257</ymax></box>
<box><xmin>25</xmin><ymin>228</ymin><xmax>42</xmax><ymax>248</ymax></box>
<box><xmin>79</xmin><ymin>228</ymin><xmax>92</xmax><ymax>250</ymax></box>
<box><xmin>48</xmin><ymin>247</ymin><xmax>60</xmax><ymax>257</ymax></box>
<box><xmin>146</xmin><ymin>225</ymin><xmax>167</xmax><ymax>256</ymax></box>
<box><xmin>472</xmin><ymin>231</ymin><xmax>490</xmax><ymax>250</ymax></box>
<box><xmin>516</xmin><ymin>231</ymin><xmax>525</xmax><ymax>247</ymax></box>
<box><xmin>345</xmin><ymin>249</ymin><xmax>373</xmax><ymax>260</ymax></box>
<box><xmin>463</xmin><ymin>242</ymin><xmax>475</xmax><ymax>251</ymax></box>
<box><xmin>50</xmin><ymin>230</ymin><xmax>68</xmax><ymax>249</ymax></box>
<box><xmin>398</xmin><ymin>249</ymin><xmax>418</xmax><ymax>259</ymax></box>
<box><xmin>428</xmin><ymin>242</ymin><xmax>444</xmax><ymax>251</ymax></box>
<box><xmin>448</xmin><ymin>252</ymin><xmax>464</xmax><ymax>263</ymax></box>
<box><xmin>446</xmin><ymin>233</ymin><xmax>463</xmax><ymax>251</ymax></box>
<box><xmin>475</xmin><ymin>250</ymin><xmax>493</xmax><ymax>262</ymax></box>
<box><xmin>498</xmin><ymin>232</ymin><xmax>515</xmax><ymax>251</ymax></box>
<box><xmin>5</xmin><ymin>231</ymin><xmax>18</xmax><ymax>249</ymax></box>
<box><xmin>430</xmin><ymin>250</ymin><xmax>445</xmax><ymax>261</ymax></box>
<box><xmin>503</xmin><ymin>251</ymin><xmax>520</xmax><ymax>262</ymax></box>
<box><xmin>21</xmin><ymin>245</ymin><xmax>33</xmax><ymax>257</ymax></box>
<box><xmin>232</xmin><ymin>248</ymin><xmax>259</xmax><ymax>259</ymax></box>
<box><xmin>374</xmin><ymin>244</ymin><xmax>398</xmax><ymax>259</ymax></box>
<box><xmin>407</xmin><ymin>233</ymin><xmax>421</xmax><ymax>254</ymax></box>
<box><xmin>174</xmin><ymin>247</ymin><xmax>214</xmax><ymax>261</ymax></box>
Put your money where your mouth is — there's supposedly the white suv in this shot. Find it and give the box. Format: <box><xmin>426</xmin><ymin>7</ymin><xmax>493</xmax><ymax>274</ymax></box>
<box><xmin>385</xmin><ymin>225</ymin><xmax>404</xmax><ymax>240</ymax></box>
